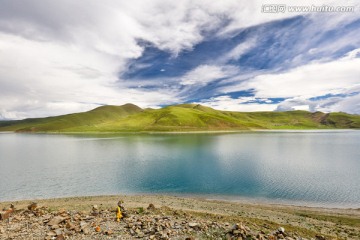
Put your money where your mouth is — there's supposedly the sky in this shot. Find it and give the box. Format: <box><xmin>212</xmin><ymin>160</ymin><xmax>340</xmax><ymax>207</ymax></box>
<box><xmin>0</xmin><ymin>0</ymin><xmax>359</xmax><ymax>119</ymax></box>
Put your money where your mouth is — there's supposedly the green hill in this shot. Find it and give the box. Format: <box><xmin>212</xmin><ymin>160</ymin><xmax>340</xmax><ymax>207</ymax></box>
<box><xmin>0</xmin><ymin>103</ymin><xmax>142</xmax><ymax>132</ymax></box>
<box><xmin>0</xmin><ymin>103</ymin><xmax>359</xmax><ymax>132</ymax></box>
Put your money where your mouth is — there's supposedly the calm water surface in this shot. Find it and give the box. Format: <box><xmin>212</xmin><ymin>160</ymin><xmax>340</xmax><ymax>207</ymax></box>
<box><xmin>0</xmin><ymin>131</ymin><xmax>359</xmax><ymax>208</ymax></box>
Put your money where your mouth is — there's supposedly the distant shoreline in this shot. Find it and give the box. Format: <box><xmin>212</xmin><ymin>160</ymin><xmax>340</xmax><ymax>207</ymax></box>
<box><xmin>0</xmin><ymin>128</ymin><xmax>358</xmax><ymax>135</ymax></box>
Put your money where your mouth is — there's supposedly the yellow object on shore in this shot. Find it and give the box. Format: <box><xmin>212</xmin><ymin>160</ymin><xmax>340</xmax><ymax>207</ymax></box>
<box><xmin>116</xmin><ymin>206</ymin><xmax>122</xmax><ymax>222</ymax></box>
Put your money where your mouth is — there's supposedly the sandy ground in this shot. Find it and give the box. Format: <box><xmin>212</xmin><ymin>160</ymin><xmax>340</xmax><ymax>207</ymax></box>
<box><xmin>1</xmin><ymin>195</ymin><xmax>359</xmax><ymax>239</ymax></box>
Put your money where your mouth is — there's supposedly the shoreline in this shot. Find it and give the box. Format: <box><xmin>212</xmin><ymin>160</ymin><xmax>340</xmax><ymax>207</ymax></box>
<box><xmin>0</xmin><ymin>128</ymin><xmax>358</xmax><ymax>135</ymax></box>
<box><xmin>1</xmin><ymin>194</ymin><xmax>359</xmax><ymax>239</ymax></box>
<box><xmin>1</xmin><ymin>194</ymin><xmax>359</xmax><ymax>215</ymax></box>
<box><xmin>2</xmin><ymin>192</ymin><xmax>359</xmax><ymax>210</ymax></box>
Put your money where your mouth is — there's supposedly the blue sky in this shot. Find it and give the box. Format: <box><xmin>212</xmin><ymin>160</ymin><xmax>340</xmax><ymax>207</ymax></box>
<box><xmin>0</xmin><ymin>0</ymin><xmax>359</xmax><ymax>119</ymax></box>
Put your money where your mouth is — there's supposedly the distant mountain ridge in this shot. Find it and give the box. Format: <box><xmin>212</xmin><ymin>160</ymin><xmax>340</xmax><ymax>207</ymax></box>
<box><xmin>0</xmin><ymin>103</ymin><xmax>359</xmax><ymax>132</ymax></box>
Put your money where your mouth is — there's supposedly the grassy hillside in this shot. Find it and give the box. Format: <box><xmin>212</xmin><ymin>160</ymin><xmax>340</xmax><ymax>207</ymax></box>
<box><xmin>0</xmin><ymin>103</ymin><xmax>142</xmax><ymax>132</ymax></box>
<box><xmin>0</xmin><ymin>103</ymin><xmax>359</xmax><ymax>132</ymax></box>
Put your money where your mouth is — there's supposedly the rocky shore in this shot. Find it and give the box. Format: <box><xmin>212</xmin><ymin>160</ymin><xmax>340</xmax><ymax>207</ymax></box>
<box><xmin>1</xmin><ymin>195</ymin><xmax>359</xmax><ymax>239</ymax></box>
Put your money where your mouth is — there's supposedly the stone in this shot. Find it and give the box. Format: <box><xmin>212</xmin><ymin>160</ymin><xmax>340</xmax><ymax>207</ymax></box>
<box><xmin>57</xmin><ymin>209</ymin><xmax>66</xmax><ymax>214</ymax></box>
<box><xmin>54</xmin><ymin>228</ymin><xmax>63</xmax><ymax>236</ymax></box>
<box><xmin>239</xmin><ymin>224</ymin><xmax>247</xmax><ymax>232</ymax></box>
<box><xmin>315</xmin><ymin>235</ymin><xmax>326</xmax><ymax>240</ymax></box>
<box><xmin>48</xmin><ymin>216</ymin><xmax>66</xmax><ymax>226</ymax></box>
<box><xmin>278</xmin><ymin>227</ymin><xmax>285</xmax><ymax>233</ymax></box>
<box><xmin>66</xmin><ymin>222</ymin><xmax>75</xmax><ymax>230</ymax></box>
<box><xmin>56</xmin><ymin>235</ymin><xmax>65</xmax><ymax>240</ymax></box>
<box><xmin>80</xmin><ymin>221</ymin><xmax>88</xmax><ymax>228</ymax></box>
<box><xmin>232</xmin><ymin>223</ymin><xmax>240</xmax><ymax>230</ymax></box>
<box><xmin>225</xmin><ymin>233</ymin><xmax>232</xmax><ymax>240</ymax></box>
<box><xmin>27</xmin><ymin>202</ymin><xmax>37</xmax><ymax>211</ymax></box>
<box><xmin>63</xmin><ymin>228</ymin><xmax>73</xmax><ymax>236</ymax></box>
<box><xmin>257</xmin><ymin>233</ymin><xmax>265</xmax><ymax>240</ymax></box>
<box><xmin>0</xmin><ymin>209</ymin><xmax>13</xmax><ymax>221</ymax></box>
<box><xmin>51</xmin><ymin>224</ymin><xmax>60</xmax><ymax>230</ymax></box>
<box><xmin>147</xmin><ymin>203</ymin><xmax>156</xmax><ymax>211</ymax></box>
<box><xmin>0</xmin><ymin>227</ymin><xmax>4</xmax><ymax>234</ymax></box>
<box><xmin>92</xmin><ymin>205</ymin><xmax>98</xmax><ymax>211</ymax></box>
<box><xmin>188</xmin><ymin>222</ymin><xmax>199</xmax><ymax>228</ymax></box>
<box><xmin>46</xmin><ymin>231</ymin><xmax>57</xmax><ymax>236</ymax></box>
<box><xmin>82</xmin><ymin>226</ymin><xmax>90</xmax><ymax>235</ymax></box>
<box><xmin>277</xmin><ymin>233</ymin><xmax>285</xmax><ymax>239</ymax></box>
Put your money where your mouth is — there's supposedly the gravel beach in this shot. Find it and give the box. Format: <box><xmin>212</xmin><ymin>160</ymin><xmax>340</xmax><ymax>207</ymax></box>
<box><xmin>1</xmin><ymin>195</ymin><xmax>359</xmax><ymax>239</ymax></box>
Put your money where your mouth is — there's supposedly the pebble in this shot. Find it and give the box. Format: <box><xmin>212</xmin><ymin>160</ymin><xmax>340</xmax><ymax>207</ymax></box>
<box><xmin>46</xmin><ymin>231</ymin><xmax>57</xmax><ymax>236</ymax></box>
<box><xmin>188</xmin><ymin>222</ymin><xmax>199</xmax><ymax>228</ymax></box>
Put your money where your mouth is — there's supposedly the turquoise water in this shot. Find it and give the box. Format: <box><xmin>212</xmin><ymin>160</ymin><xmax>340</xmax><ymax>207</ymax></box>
<box><xmin>0</xmin><ymin>131</ymin><xmax>359</xmax><ymax>208</ymax></box>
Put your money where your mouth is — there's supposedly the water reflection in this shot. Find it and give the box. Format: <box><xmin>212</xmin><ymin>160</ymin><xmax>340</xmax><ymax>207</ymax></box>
<box><xmin>0</xmin><ymin>132</ymin><xmax>359</xmax><ymax>208</ymax></box>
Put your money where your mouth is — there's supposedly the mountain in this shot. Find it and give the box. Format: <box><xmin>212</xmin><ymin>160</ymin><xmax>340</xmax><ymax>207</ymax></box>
<box><xmin>0</xmin><ymin>103</ymin><xmax>359</xmax><ymax>132</ymax></box>
<box><xmin>0</xmin><ymin>103</ymin><xmax>142</xmax><ymax>132</ymax></box>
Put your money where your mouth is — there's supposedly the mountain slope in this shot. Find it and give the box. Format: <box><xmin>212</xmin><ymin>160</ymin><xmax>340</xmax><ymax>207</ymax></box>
<box><xmin>0</xmin><ymin>103</ymin><xmax>359</xmax><ymax>132</ymax></box>
<box><xmin>0</xmin><ymin>103</ymin><xmax>142</xmax><ymax>132</ymax></box>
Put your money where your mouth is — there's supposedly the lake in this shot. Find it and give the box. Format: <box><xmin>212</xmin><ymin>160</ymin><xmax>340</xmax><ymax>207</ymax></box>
<box><xmin>0</xmin><ymin>131</ymin><xmax>359</xmax><ymax>208</ymax></box>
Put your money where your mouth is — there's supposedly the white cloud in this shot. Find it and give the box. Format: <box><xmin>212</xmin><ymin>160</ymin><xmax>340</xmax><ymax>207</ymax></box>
<box><xmin>0</xmin><ymin>0</ymin><xmax>359</xmax><ymax>119</ymax></box>
<box><xmin>304</xmin><ymin>94</ymin><xmax>360</xmax><ymax>114</ymax></box>
<box><xmin>274</xmin><ymin>92</ymin><xmax>360</xmax><ymax>114</ymax></box>
<box><xmin>0</xmin><ymin>32</ymin><xmax>179</xmax><ymax>119</ymax></box>
<box><xmin>180</xmin><ymin>65</ymin><xmax>238</xmax><ymax>85</ymax></box>
<box><xmin>292</xmin><ymin>105</ymin><xmax>310</xmax><ymax>111</ymax></box>
<box><xmin>326</xmin><ymin>94</ymin><xmax>360</xmax><ymax>114</ymax></box>
<box><xmin>240</xmin><ymin>57</ymin><xmax>360</xmax><ymax>99</ymax></box>
<box><xmin>215</xmin><ymin>50</ymin><xmax>360</xmax><ymax>114</ymax></box>
<box><xmin>344</xmin><ymin>48</ymin><xmax>360</xmax><ymax>60</ymax></box>
<box><xmin>217</xmin><ymin>0</ymin><xmax>360</xmax><ymax>35</ymax></box>
<box><xmin>196</xmin><ymin>95</ymin><xmax>277</xmax><ymax>112</ymax></box>
<box><xmin>0</xmin><ymin>0</ymin><xmax>190</xmax><ymax>119</ymax></box>
<box><xmin>218</xmin><ymin>38</ymin><xmax>257</xmax><ymax>63</ymax></box>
